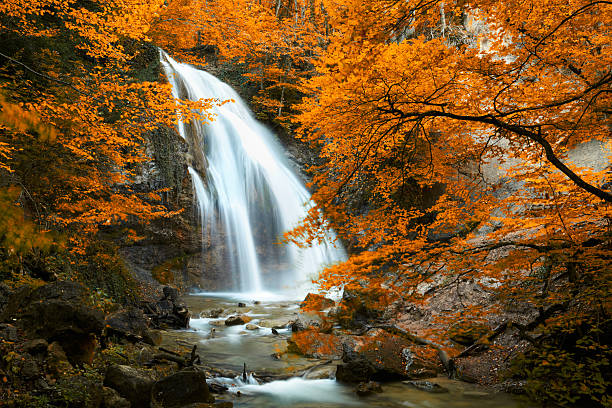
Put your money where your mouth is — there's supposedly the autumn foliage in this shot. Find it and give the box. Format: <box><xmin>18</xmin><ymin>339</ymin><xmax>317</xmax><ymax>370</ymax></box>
<box><xmin>283</xmin><ymin>0</ymin><xmax>611</xmax><ymax>406</ymax></box>
<box><xmin>0</xmin><ymin>0</ymin><xmax>610</xmax><ymax>406</ymax></box>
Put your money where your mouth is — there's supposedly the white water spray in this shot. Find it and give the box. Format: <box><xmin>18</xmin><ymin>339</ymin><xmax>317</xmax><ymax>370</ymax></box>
<box><xmin>160</xmin><ymin>52</ymin><xmax>345</xmax><ymax>295</ymax></box>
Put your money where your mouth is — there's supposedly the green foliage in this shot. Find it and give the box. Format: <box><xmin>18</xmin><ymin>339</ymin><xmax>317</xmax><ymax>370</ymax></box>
<box><xmin>510</xmin><ymin>314</ymin><xmax>611</xmax><ymax>407</ymax></box>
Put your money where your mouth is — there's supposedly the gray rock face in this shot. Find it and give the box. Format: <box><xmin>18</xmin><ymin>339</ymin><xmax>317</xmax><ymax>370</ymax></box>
<box><xmin>151</xmin><ymin>368</ymin><xmax>214</xmax><ymax>408</ymax></box>
<box><xmin>104</xmin><ymin>364</ymin><xmax>155</xmax><ymax>408</ymax></box>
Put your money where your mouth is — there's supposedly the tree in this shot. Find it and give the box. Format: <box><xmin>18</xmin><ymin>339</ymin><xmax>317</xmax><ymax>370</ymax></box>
<box><xmin>288</xmin><ymin>1</ymin><xmax>611</xmax><ymax>405</ymax></box>
<box><xmin>0</xmin><ymin>0</ymin><xmax>215</xmax><ymax>236</ymax></box>
<box><xmin>151</xmin><ymin>0</ymin><xmax>329</xmax><ymax>127</ymax></box>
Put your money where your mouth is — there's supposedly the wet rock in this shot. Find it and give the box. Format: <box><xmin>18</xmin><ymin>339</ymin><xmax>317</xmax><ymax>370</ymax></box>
<box><xmin>237</xmin><ymin>302</ymin><xmax>246</xmax><ymax>308</ymax></box>
<box><xmin>224</xmin><ymin>315</ymin><xmax>251</xmax><ymax>326</ymax></box>
<box><xmin>104</xmin><ymin>364</ymin><xmax>155</xmax><ymax>407</ymax></box>
<box><xmin>201</xmin><ymin>309</ymin><xmax>224</xmax><ymax>319</ymax></box>
<box><xmin>151</xmin><ymin>367</ymin><xmax>214</xmax><ymax>407</ymax></box>
<box><xmin>253</xmin><ymin>301</ymin><xmax>260</xmax><ymax>305</ymax></box>
<box><xmin>355</xmin><ymin>381</ymin><xmax>383</xmax><ymax>396</ymax></box>
<box><xmin>290</xmin><ymin>313</ymin><xmax>324</xmax><ymax>332</ymax></box>
<box><xmin>102</xmin><ymin>386</ymin><xmax>131</xmax><ymax>408</ymax></box>
<box><xmin>209</xmin><ymin>320</ymin><xmax>226</xmax><ymax>327</ymax></box>
<box><xmin>303</xmin><ymin>364</ymin><xmax>337</xmax><ymax>379</ymax></box>
<box><xmin>271</xmin><ymin>328</ymin><xmax>279</xmax><ymax>335</ymax></box>
<box><xmin>403</xmin><ymin>380</ymin><xmax>449</xmax><ymax>393</ymax></box>
<box><xmin>258</xmin><ymin>319</ymin><xmax>290</xmax><ymax>329</ymax></box>
<box><xmin>245</xmin><ymin>323</ymin><xmax>258</xmax><ymax>330</ymax></box>
<box><xmin>23</xmin><ymin>338</ymin><xmax>48</xmax><ymax>355</ymax></box>
<box><xmin>301</xmin><ymin>293</ymin><xmax>335</xmax><ymax>310</ymax></box>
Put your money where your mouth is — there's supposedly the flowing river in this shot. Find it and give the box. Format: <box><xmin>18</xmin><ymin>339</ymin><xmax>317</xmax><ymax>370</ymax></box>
<box><xmin>162</xmin><ymin>293</ymin><xmax>534</xmax><ymax>408</ymax></box>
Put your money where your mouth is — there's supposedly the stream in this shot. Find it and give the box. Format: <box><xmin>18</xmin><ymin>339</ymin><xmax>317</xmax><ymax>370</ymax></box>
<box><xmin>162</xmin><ymin>293</ymin><xmax>535</xmax><ymax>408</ymax></box>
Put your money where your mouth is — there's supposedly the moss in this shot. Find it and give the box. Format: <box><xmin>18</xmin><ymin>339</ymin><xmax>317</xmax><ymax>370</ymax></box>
<box><xmin>151</xmin><ymin>254</ymin><xmax>190</xmax><ymax>286</ymax></box>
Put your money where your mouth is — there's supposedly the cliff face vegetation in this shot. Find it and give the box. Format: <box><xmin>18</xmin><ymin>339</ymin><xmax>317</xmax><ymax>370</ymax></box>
<box><xmin>0</xmin><ymin>0</ymin><xmax>610</xmax><ymax>407</ymax></box>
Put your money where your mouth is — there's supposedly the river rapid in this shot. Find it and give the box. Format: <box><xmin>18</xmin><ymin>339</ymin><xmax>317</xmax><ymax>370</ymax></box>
<box><xmin>162</xmin><ymin>293</ymin><xmax>535</xmax><ymax>408</ymax></box>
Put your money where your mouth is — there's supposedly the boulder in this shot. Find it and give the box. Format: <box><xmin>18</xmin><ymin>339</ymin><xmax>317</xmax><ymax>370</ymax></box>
<box><xmin>151</xmin><ymin>367</ymin><xmax>214</xmax><ymax>408</ymax></box>
<box><xmin>403</xmin><ymin>380</ymin><xmax>449</xmax><ymax>393</ymax></box>
<box><xmin>141</xmin><ymin>298</ymin><xmax>190</xmax><ymax>329</ymax></box>
<box><xmin>1</xmin><ymin>282</ymin><xmax>103</xmax><ymax>365</ymax></box>
<box><xmin>290</xmin><ymin>314</ymin><xmax>322</xmax><ymax>332</ymax></box>
<box><xmin>224</xmin><ymin>315</ymin><xmax>251</xmax><ymax>326</ymax></box>
<box><xmin>105</xmin><ymin>307</ymin><xmax>159</xmax><ymax>345</ymax></box>
<box><xmin>336</xmin><ymin>357</ymin><xmax>376</xmax><ymax>383</ymax></box>
<box><xmin>245</xmin><ymin>323</ymin><xmax>258</xmax><ymax>330</ymax></box>
<box><xmin>258</xmin><ymin>319</ymin><xmax>290</xmax><ymax>329</ymax></box>
<box><xmin>301</xmin><ymin>293</ymin><xmax>335</xmax><ymax>311</ymax></box>
<box><xmin>335</xmin><ymin>330</ymin><xmax>439</xmax><ymax>383</ymax></box>
<box><xmin>355</xmin><ymin>381</ymin><xmax>383</xmax><ymax>396</ymax></box>
<box><xmin>104</xmin><ymin>364</ymin><xmax>155</xmax><ymax>407</ymax></box>
<box><xmin>102</xmin><ymin>386</ymin><xmax>131</xmax><ymax>408</ymax></box>
<box><xmin>287</xmin><ymin>330</ymin><xmax>343</xmax><ymax>359</ymax></box>
<box><xmin>303</xmin><ymin>364</ymin><xmax>337</xmax><ymax>379</ymax></box>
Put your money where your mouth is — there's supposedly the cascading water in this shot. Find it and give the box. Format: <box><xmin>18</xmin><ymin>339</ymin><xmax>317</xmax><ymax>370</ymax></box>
<box><xmin>160</xmin><ymin>51</ymin><xmax>345</xmax><ymax>295</ymax></box>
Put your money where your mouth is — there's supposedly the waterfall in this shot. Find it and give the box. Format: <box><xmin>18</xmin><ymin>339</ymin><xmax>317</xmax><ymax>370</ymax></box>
<box><xmin>160</xmin><ymin>51</ymin><xmax>345</xmax><ymax>295</ymax></box>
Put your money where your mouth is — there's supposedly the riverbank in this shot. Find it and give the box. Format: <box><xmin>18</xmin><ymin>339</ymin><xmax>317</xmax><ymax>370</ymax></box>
<box><xmin>0</xmin><ymin>280</ymin><xmax>535</xmax><ymax>407</ymax></box>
